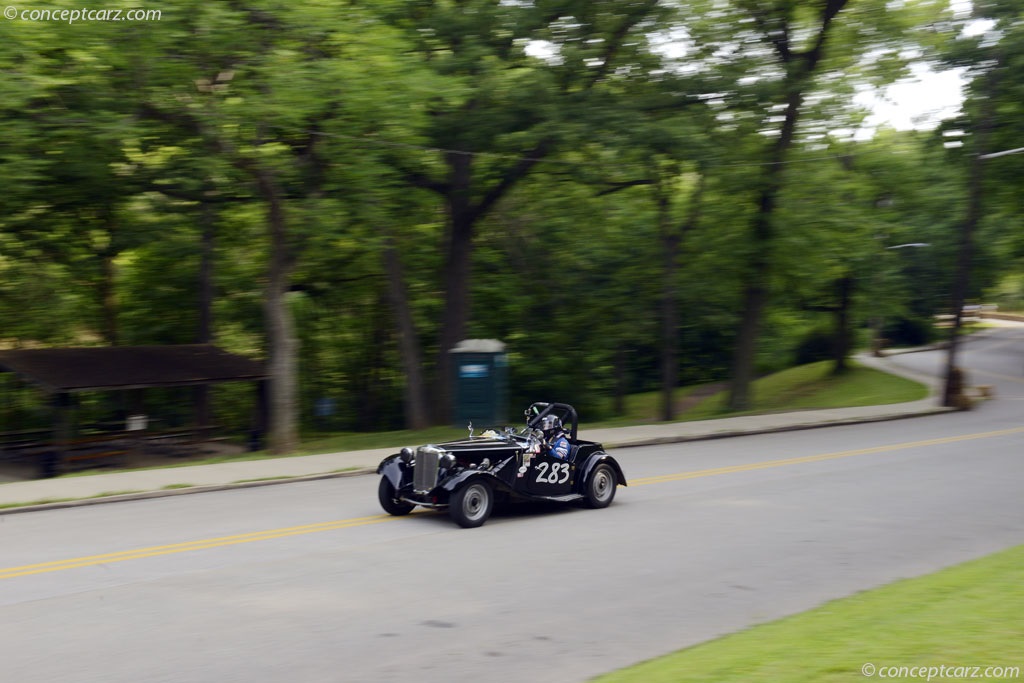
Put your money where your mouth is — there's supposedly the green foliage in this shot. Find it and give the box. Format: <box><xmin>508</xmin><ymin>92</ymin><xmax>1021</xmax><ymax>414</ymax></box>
<box><xmin>883</xmin><ymin>317</ymin><xmax>937</xmax><ymax>347</ymax></box>
<box><xmin>987</xmin><ymin>274</ymin><xmax>1024</xmax><ymax>312</ymax></box>
<box><xmin>0</xmin><ymin>0</ymin><xmax>1017</xmax><ymax>439</ymax></box>
<box><xmin>936</xmin><ymin>0</ymin><xmax>1024</xmax><ymax>310</ymax></box>
<box><xmin>793</xmin><ymin>328</ymin><xmax>837</xmax><ymax>366</ymax></box>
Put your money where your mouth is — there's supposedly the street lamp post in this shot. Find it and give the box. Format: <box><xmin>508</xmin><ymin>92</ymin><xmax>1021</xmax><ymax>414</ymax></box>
<box><xmin>978</xmin><ymin>146</ymin><xmax>1024</xmax><ymax>160</ymax></box>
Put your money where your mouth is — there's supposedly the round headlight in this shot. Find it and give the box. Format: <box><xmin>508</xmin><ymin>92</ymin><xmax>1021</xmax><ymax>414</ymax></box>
<box><xmin>440</xmin><ymin>452</ymin><xmax>456</xmax><ymax>469</ymax></box>
<box><xmin>399</xmin><ymin>447</ymin><xmax>414</xmax><ymax>464</ymax></box>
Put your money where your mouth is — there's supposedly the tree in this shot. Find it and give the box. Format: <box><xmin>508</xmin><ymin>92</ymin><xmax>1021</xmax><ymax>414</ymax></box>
<box><xmin>0</xmin><ymin>8</ymin><xmax>167</xmax><ymax>345</ymax></box>
<box><xmin>666</xmin><ymin>0</ymin><xmax>949</xmax><ymax>408</ymax></box>
<box><xmin>720</xmin><ymin>0</ymin><xmax>851</xmax><ymax>409</ymax></box>
<box><xmin>377</xmin><ymin>0</ymin><xmax>669</xmax><ymax>422</ymax></box>
<box><xmin>934</xmin><ymin>0</ymin><xmax>1024</xmax><ymax>405</ymax></box>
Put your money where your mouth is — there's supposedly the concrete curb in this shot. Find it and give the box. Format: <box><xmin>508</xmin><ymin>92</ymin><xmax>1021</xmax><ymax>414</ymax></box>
<box><xmin>0</xmin><ymin>468</ymin><xmax>377</xmax><ymax>516</ymax></box>
<box><xmin>601</xmin><ymin>406</ymin><xmax>956</xmax><ymax>449</ymax></box>
<box><xmin>0</xmin><ymin>404</ymin><xmax>955</xmax><ymax>515</ymax></box>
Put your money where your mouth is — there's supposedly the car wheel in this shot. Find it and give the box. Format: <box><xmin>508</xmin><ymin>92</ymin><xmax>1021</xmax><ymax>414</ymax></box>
<box><xmin>449</xmin><ymin>480</ymin><xmax>494</xmax><ymax>528</ymax></box>
<box><xmin>583</xmin><ymin>463</ymin><xmax>617</xmax><ymax>509</ymax></box>
<box><xmin>378</xmin><ymin>477</ymin><xmax>414</xmax><ymax>516</ymax></box>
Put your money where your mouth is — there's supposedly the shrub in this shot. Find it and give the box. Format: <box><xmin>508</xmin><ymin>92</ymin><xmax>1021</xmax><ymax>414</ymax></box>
<box><xmin>793</xmin><ymin>329</ymin><xmax>836</xmax><ymax>365</ymax></box>
<box><xmin>883</xmin><ymin>317</ymin><xmax>935</xmax><ymax>347</ymax></box>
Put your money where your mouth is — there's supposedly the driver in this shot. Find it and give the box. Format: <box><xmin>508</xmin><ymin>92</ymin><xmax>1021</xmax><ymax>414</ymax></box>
<box><xmin>539</xmin><ymin>414</ymin><xmax>570</xmax><ymax>460</ymax></box>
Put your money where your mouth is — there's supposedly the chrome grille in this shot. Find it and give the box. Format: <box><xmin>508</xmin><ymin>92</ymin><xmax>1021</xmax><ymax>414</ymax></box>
<box><xmin>414</xmin><ymin>445</ymin><xmax>442</xmax><ymax>494</ymax></box>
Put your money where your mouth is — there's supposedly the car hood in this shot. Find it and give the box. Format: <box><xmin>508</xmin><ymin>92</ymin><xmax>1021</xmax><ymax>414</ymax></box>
<box><xmin>431</xmin><ymin>437</ymin><xmax>523</xmax><ymax>453</ymax></box>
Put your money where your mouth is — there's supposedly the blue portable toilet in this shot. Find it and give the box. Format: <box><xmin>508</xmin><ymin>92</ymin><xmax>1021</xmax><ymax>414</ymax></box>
<box><xmin>450</xmin><ymin>339</ymin><xmax>508</xmax><ymax>428</ymax></box>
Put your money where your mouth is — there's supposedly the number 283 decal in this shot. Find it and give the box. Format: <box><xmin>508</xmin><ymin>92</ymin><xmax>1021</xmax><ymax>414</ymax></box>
<box><xmin>534</xmin><ymin>461</ymin><xmax>570</xmax><ymax>484</ymax></box>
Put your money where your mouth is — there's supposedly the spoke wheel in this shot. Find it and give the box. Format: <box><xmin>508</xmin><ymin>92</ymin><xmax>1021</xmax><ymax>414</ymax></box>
<box><xmin>378</xmin><ymin>477</ymin><xmax>415</xmax><ymax>516</ymax></box>
<box><xmin>583</xmin><ymin>463</ymin><xmax>617</xmax><ymax>509</ymax></box>
<box><xmin>449</xmin><ymin>480</ymin><xmax>494</xmax><ymax>528</ymax></box>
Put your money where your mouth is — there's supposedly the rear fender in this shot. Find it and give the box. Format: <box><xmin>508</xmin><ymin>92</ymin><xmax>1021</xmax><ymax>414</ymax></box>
<box><xmin>577</xmin><ymin>452</ymin><xmax>627</xmax><ymax>491</ymax></box>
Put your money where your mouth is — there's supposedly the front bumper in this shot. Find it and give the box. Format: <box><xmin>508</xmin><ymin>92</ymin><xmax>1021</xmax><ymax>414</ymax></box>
<box><xmin>398</xmin><ymin>488</ymin><xmax>451</xmax><ymax>509</ymax></box>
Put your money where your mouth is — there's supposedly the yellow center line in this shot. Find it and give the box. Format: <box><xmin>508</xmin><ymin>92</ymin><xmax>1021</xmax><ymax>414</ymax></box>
<box><xmin>0</xmin><ymin>514</ymin><xmax>397</xmax><ymax>580</ymax></box>
<box><xmin>3</xmin><ymin>425</ymin><xmax>1023</xmax><ymax>580</ymax></box>
<box><xmin>630</xmin><ymin>426</ymin><xmax>1024</xmax><ymax>486</ymax></box>
<box><xmin>973</xmin><ymin>333</ymin><xmax>1024</xmax><ymax>353</ymax></box>
<box><xmin>966</xmin><ymin>366</ymin><xmax>1024</xmax><ymax>386</ymax></box>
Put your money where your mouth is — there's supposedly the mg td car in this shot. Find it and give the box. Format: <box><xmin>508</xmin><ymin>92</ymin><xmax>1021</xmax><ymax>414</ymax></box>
<box><xmin>376</xmin><ymin>402</ymin><xmax>626</xmax><ymax>528</ymax></box>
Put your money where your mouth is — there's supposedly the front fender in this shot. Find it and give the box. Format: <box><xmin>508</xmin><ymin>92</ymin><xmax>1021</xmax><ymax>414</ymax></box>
<box><xmin>577</xmin><ymin>452</ymin><xmax>627</xmax><ymax>490</ymax></box>
<box><xmin>377</xmin><ymin>455</ymin><xmax>407</xmax><ymax>489</ymax></box>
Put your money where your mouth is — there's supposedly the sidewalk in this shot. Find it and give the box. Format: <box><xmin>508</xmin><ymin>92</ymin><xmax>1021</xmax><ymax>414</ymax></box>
<box><xmin>0</xmin><ymin>353</ymin><xmax>952</xmax><ymax>513</ymax></box>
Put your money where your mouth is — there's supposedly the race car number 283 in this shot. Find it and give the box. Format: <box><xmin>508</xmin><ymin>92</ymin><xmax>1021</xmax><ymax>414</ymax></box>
<box><xmin>534</xmin><ymin>461</ymin><xmax>570</xmax><ymax>484</ymax></box>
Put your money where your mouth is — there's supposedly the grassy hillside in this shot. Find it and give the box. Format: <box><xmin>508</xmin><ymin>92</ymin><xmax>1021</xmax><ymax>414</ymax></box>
<box><xmin>594</xmin><ymin>544</ymin><xmax>1024</xmax><ymax>683</ymax></box>
<box><xmin>591</xmin><ymin>360</ymin><xmax>928</xmax><ymax>427</ymax></box>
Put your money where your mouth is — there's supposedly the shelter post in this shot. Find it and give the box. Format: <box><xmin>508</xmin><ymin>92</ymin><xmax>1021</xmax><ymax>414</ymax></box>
<box><xmin>250</xmin><ymin>379</ymin><xmax>269</xmax><ymax>451</ymax></box>
<box><xmin>44</xmin><ymin>392</ymin><xmax>74</xmax><ymax>478</ymax></box>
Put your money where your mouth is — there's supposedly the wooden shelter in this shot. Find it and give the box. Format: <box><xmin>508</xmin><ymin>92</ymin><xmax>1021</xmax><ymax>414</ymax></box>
<box><xmin>0</xmin><ymin>345</ymin><xmax>268</xmax><ymax>477</ymax></box>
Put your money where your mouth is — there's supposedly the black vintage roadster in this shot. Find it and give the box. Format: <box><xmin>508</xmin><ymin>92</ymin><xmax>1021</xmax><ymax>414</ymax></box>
<box><xmin>376</xmin><ymin>402</ymin><xmax>626</xmax><ymax>528</ymax></box>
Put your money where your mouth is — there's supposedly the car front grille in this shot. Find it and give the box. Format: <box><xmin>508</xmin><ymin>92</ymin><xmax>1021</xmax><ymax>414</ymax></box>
<box><xmin>414</xmin><ymin>445</ymin><xmax>442</xmax><ymax>494</ymax></box>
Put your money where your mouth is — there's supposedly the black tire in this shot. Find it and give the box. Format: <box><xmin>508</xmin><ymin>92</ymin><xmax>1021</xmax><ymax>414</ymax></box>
<box><xmin>449</xmin><ymin>480</ymin><xmax>494</xmax><ymax>528</ymax></box>
<box><xmin>378</xmin><ymin>477</ymin><xmax>415</xmax><ymax>516</ymax></box>
<box><xmin>583</xmin><ymin>463</ymin><xmax>617</xmax><ymax>509</ymax></box>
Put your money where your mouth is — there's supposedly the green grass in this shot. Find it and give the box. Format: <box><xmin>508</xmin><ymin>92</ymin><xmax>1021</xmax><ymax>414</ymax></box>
<box><xmin>295</xmin><ymin>426</ymin><xmax>467</xmax><ymax>456</ymax></box>
<box><xmin>587</xmin><ymin>384</ymin><xmax>721</xmax><ymax>427</ymax></box>
<box><xmin>589</xmin><ymin>361</ymin><xmax>928</xmax><ymax>427</ymax></box>
<box><xmin>593</xmin><ymin>545</ymin><xmax>1024</xmax><ymax>683</ymax></box>
<box><xmin>49</xmin><ymin>360</ymin><xmax>927</xmax><ymax>478</ymax></box>
<box><xmin>684</xmin><ymin>360</ymin><xmax>928</xmax><ymax>420</ymax></box>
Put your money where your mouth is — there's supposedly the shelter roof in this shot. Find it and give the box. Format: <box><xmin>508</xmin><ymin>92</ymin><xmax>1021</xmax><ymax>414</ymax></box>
<box><xmin>0</xmin><ymin>345</ymin><xmax>267</xmax><ymax>393</ymax></box>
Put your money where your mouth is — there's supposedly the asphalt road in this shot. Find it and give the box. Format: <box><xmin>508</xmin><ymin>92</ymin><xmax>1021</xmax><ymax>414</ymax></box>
<box><xmin>1</xmin><ymin>328</ymin><xmax>1022</xmax><ymax>683</ymax></box>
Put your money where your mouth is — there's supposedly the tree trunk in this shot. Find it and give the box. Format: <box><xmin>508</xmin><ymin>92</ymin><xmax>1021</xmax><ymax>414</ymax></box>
<box><xmin>725</xmin><ymin>1</ymin><xmax>846</xmax><ymax>411</ymax></box>
<box><xmin>943</xmin><ymin>73</ymin><xmax>994</xmax><ymax>407</ymax></box>
<box><xmin>728</xmin><ymin>279</ymin><xmax>768</xmax><ymax>411</ymax></box>
<box><xmin>99</xmin><ymin>251</ymin><xmax>119</xmax><ymax>346</ymax></box>
<box><xmin>832</xmin><ymin>275</ymin><xmax>853</xmax><ymax>375</ymax></box>
<box><xmin>659</xmin><ymin>191</ymin><xmax>680</xmax><ymax>422</ymax></box>
<box><xmin>383</xmin><ymin>235</ymin><xmax>429</xmax><ymax>429</ymax></box>
<box><xmin>194</xmin><ymin>201</ymin><xmax>215</xmax><ymax>426</ymax></box>
<box><xmin>355</xmin><ymin>297</ymin><xmax>388</xmax><ymax>431</ymax></box>
<box><xmin>435</xmin><ymin>152</ymin><xmax>475</xmax><ymax>424</ymax></box>
<box><xmin>727</xmin><ymin>93</ymin><xmax>801</xmax><ymax>411</ymax></box>
<box><xmin>197</xmin><ymin>202</ymin><xmax>215</xmax><ymax>343</ymax></box>
<box><xmin>613</xmin><ymin>345</ymin><xmax>627</xmax><ymax>417</ymax></box>
<box><xmin>257</xmin><ymin>170</ymin><xmax>299</xmax><ymax>454</ymax></box>
<box><xmin>659</xmin><ymin>172</ymin><xmax>704</xmax><ymax>421</ymax></box>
